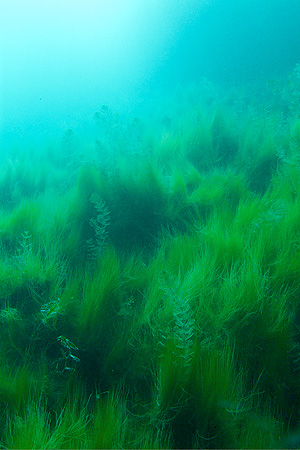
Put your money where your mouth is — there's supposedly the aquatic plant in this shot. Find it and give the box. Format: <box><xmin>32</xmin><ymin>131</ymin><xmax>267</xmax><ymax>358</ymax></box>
<box><xmin>0</xmin><ymin>365</ymin><xmax>39</xmax><ymax>417</ymax></box>
<box><xmin>88</xmin><ymin>389</ymin><xmax>127</xmax><ymax>449</ymax></box>
<box><xmin>5</xmin><ymin>400</ymin><xmax>52</xmax><ymax>449</ymax></box>
<box><xmin>106</xmin><ymin>158</ymin><xmax>169</xmax><ymax>251</ymax></box>
<box><xmin>86</xmin><ymin>193</ymin><xmax>110</xmax><ymax>262</ymax></box>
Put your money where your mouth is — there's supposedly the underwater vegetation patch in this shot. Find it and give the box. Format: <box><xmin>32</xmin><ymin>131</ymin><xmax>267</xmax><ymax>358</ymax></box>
<box><xmin>2</xmin><ymin>72</ymin><xmax>300</xmax><ymax>448</ymax></box>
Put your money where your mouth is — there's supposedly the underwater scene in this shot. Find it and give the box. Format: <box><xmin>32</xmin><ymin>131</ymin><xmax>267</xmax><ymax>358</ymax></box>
<box><xmin>1</xmin><ymin>0</ymin><xmax>300</xmax><ymax>448</ymax></box>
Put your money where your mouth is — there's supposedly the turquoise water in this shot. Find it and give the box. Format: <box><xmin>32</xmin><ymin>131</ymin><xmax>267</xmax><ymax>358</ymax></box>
<box><xmin>1</xmin><ymin>1</ymin><xmax>300</xmax><ymax>448</ymax></box>
<box><xmin>1</xmin><ymin>0</ymin><xmax>299</xmax><ymax>148</ymax></box>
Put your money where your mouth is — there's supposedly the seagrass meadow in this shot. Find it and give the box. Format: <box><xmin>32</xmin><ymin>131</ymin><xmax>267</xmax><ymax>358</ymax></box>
<box><xmin>2</xmin><ymin>71</ymin><xmax>300</xmax><ymax>449</ymax></box>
